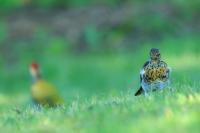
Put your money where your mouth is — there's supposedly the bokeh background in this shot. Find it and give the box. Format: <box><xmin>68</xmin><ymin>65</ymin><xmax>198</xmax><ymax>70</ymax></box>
<box><xmin>0</xmin><ymin>0</ymin><xmax>200</xmax><ymax>132</ymax></box>
<box><xmin>0</xmin><ymin>0</ymin><xmax>199</xmax><ymax>96</ymax></box>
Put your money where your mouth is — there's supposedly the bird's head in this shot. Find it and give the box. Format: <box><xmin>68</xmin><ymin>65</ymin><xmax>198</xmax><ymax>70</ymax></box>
<box><xmin>150</xmin><ymin>48</ymin><xmax>161</xmax><ymax>61</ymax></box>
<box><xmin>30</xmin><ymin>62</ymin><xmax>41</xmax><ymax>80</ymax></box>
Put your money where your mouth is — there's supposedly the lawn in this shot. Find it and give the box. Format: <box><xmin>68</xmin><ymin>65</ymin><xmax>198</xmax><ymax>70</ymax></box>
<box><xmin>0</xmin><ymin>36</ymin><xmax>200</xmax><ymax>133</ymax></box>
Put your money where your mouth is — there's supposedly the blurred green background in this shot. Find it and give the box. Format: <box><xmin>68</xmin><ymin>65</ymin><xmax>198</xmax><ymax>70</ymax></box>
<box><xmin>0</xmin><ymin>0</ymin><xmax>200</xmax><ymax>132</ymax></box>
<box><xmin>0</xmin><ymin>0</ymin><xmax>199</xmax><ymax>96</ymax></box>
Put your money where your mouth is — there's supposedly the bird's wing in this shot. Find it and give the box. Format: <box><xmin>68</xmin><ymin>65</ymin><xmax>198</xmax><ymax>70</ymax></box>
<box><xmin>31</xmin><ymin>80</ymin><xmax>63</xmax><ymax>105</ymax></box>
<box><xmin>135</xmin><ymin>61</ymin><xmax>150</xmax><ymax>96</ymax></box>
<box><xmin>159</xmin><ymin>61</ymin><xmax>171</xmax><ymax>81</ymax></box>
<box><xmin>140</xmin><ymin>61</ymin><xmax>150</xmax><ymax>83</ymax></box>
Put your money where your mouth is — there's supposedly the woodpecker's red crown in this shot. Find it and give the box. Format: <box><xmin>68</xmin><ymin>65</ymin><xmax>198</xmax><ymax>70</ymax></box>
<box><xmin>31</xmin><ymin>62</ymin><xmax>39</xmax><ymax>70</ymax></box>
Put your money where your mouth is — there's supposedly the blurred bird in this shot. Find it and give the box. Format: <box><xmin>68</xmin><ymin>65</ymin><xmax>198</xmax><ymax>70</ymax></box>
<box><xmin>30</xmin><ymin>63</ymin><xmax>63</xmax><ymax>107</ymax></box>
<box><xmin>135</xmin><ymin>48</ymin><xmax>171</xmax><ymax>96</ymax></box>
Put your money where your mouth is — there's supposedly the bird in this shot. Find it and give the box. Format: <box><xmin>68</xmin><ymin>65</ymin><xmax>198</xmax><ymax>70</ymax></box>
<box><xmin>134</xmin><ymin>48</ymin><xmax>171</xmax><ymax>96</ymax></box>
<box><xmin>29</xmin><ymin>62</ymin><xmax>63</xmax><ymax>107</ymax></box>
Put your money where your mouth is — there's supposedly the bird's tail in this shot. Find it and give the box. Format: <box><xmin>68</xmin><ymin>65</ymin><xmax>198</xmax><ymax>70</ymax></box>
<box><xmin>134</xmin><ymin>86</ymin><xmax>144</xmax><ymax>96</ymax></box>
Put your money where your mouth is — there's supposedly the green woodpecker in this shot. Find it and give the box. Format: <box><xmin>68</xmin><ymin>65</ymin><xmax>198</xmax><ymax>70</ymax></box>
<box><xmin>30</xmin><ymin>63</ymin><xmax>63</xmax><ymax>107</ymax></box>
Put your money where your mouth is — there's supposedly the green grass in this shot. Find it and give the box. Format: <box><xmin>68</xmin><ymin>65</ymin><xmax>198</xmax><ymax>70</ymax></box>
<box><xmin>1</xmin><ymin>86</ymin><xmax>200</xmax><ymax>133</ymax></box>
<box><xmin>0</xmin><ymin>36</ymin><xmax>200</xmax><ymax>133</ymax></box>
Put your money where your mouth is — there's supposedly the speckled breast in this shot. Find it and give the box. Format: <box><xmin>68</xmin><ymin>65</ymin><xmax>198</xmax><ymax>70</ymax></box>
<box><xmin>144</xmin><ymin>62</ymin><xmax>168</xmax><ymax>83</ymax></box>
